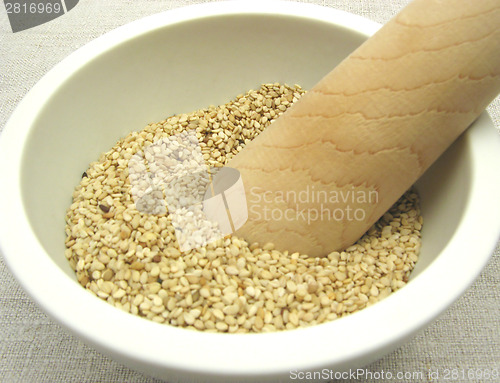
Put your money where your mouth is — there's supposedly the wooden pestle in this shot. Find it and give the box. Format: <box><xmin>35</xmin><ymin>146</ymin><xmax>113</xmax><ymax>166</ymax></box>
<box><xmin>226</xmin><ymin>0</ymin><xmax>500</xmax><ymax>257</ymax></box>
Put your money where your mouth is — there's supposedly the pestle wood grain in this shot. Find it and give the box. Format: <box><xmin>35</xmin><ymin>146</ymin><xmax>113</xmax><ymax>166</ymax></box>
<box><xmin>227</xmin><ymin>0</ymin><xmax>500</xmax><ymax>257</ymax></box>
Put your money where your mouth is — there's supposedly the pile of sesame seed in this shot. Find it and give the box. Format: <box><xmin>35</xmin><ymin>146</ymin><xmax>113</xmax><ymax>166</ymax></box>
<box><xmin>65</xmin><ymin>83</ymin><xmax>422</xmax><ymax>333</ymax></box>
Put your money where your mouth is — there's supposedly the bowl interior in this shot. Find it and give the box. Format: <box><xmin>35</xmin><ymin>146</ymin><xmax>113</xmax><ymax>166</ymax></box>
<box><xmin>20</xmin><ymin>11</ymin><xmax>473</xmax><ymax>282</ymax></box>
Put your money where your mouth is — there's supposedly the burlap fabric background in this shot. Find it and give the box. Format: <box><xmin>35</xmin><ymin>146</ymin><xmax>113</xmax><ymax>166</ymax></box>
<box><xmin>1</xmin><ymin>1</ymin><xmax>498</xmax><ymax>382</ymax></box>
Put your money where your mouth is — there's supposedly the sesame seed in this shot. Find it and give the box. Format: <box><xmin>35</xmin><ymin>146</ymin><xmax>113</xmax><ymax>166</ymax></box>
<box><xmin>225</xmin><ymin>266</ymin><xmax>239</xmax><ymax>276</ymax></box>
<box><xmin>65</xmin><ymin>83</ymin><xmax>422</xmax><ymax>333</ymax></box>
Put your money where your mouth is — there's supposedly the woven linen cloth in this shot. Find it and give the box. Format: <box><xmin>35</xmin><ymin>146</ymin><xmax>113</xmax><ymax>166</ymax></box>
<box><xmin>0</xmin><ymin>1</ymin><xmax>498</xmax><ymax>382</ymax></box>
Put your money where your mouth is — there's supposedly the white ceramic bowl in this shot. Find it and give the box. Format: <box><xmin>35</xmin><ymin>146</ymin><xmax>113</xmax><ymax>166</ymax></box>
<box><xmin>1</xmin><ymin>1</ymin><xmax>499</xmax><ymax>382</ymax></box>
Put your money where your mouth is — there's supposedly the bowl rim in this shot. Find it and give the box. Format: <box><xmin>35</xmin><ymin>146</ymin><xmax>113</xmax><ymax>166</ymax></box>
<box><xmin>1</xmin><ymin>0</ymin><xmax>499</xmax><ymax>377</ymax></box>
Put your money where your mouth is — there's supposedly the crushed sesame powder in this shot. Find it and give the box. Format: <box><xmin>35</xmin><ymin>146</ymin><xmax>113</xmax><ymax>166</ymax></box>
<box><xmin>65</xmin><ymin>83</ymin><xmax>422</xmax><ymax>333</ymax></box>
